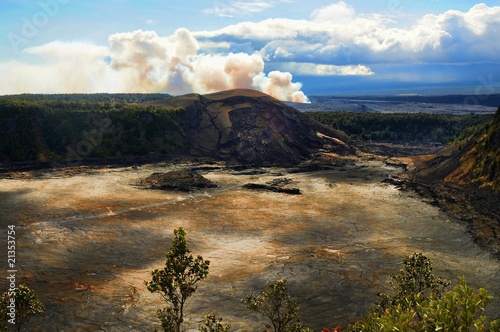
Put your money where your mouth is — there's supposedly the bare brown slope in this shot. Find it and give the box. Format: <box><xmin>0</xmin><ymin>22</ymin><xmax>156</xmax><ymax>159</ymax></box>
<box><xmin>149</xmin><ymin>89</ymin><xmax>356</xmax><ymax>166</ymax></box>
<box><xmin>416</xmin><ymin>107</ymin><xmax>500</xmax><ymax>189</ymax></box>
<box><xmin>446</xmin><ymin>110</ymin><xmax>500</xmax><ymax>189</ymax></box>
<box><xmin>203</xmin><ymin>88</ymin><xmax>275</xmax><ymax>100</ymax></box>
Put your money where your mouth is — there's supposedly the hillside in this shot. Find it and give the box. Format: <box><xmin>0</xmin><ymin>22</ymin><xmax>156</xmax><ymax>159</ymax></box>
<box><xmin>446</xmin><ymin>108</ymin><xmax>500</xmax><ymax>189</ymax></box>
<box><xmin>408</xmin><ymin>107</ymin><xmax>500</xmax><ymax>256</ymax></box>
<box><xmin>416</xmin><ymin>107</ymin><xmax>500</xmax><ymax>190</ymax></box>
<box><xmin>149</xmin><ymin>89</ymin><xmax>355</xmax><ymax>166</ymax></box>
<box><xmin>0</xmin><ymin>90</ymin><xmax>355</xmax><ymax>168</ymax></box>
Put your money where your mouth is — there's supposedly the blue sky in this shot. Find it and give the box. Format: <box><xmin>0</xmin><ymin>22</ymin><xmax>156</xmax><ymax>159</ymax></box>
<box><xmin>1</xmin><ymin>0</ymin><xmax>500</xmax><ymax>99</ymax></box>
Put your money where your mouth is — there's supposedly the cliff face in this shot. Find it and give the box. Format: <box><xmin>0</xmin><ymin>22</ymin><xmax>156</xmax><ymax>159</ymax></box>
<box><xmin>152</xmin><ymin>89</ymin><xmax>356</xmax><ymax>166</ymax></box>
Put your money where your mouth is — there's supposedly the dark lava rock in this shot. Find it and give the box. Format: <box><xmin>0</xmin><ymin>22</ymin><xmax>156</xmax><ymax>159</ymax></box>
<box><xmin>383</xmin><ymin>175</ymin><xmax>407</xmax><ymax>189</ymax></box>
<box><xmin>137</xmin><ymin>169</ymin><xmax>217</xmax><ymax>191</ymax></box>
<box><xmin>242</xmin><ymin>177</ymin><xmax>301</xmax><ymax>195</ymax></box>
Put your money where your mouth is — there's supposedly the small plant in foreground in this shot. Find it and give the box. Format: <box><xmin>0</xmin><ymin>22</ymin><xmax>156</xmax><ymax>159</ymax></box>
<box><xmin>243</xmin><ymin>279</ymin><xmax>312</xmax><ymax>332</ymax></box>
<box><xmin>145</xmin><ymin>227</ymin><xmax>210</xmax><ymax>332</ymax></box>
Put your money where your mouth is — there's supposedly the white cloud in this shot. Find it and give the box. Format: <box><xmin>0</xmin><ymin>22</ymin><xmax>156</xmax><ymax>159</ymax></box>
<box><xmin>235</xmin><ymin>1</ymin><xmax>274</xmax><ymax>13</ymax></box>
<box><xmin>275</xmin><ymin>62</ymin><xmax>374</xmax><ymax>76</ymax></box>
<box><xmin>197</xmin><ymin>40</ymin><xmax>231</xmax><ymax>52</ymax></box>
<box><xmin>196</xmin><ymin>3</ymin><xmax>500</xmax><ymax>65</ymax></box>
<box><xmin>311</xmin><ymin>1</ymin><xmax>355</xmax><ymax>24</ymax></box>
<box><xmin>203</xmin><ymin>0</ymin><xmax>290</xmax><ymax>17</ymax></box>
<box><xmin>197</xmin><ymin>18</ymin><xmax>304</xmax><ymax>40</ymax></box>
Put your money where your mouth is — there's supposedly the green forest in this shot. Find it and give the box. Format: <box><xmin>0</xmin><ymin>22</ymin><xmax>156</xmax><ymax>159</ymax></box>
<box><xmin>307</xmin><ymin>111</ymin><xmax>493</xmax><ymax>143</ymax></box>
<box><xmin>0</xmin><ymin>96</ymin><xmax>185</xmax><ymax>163</ymax></box>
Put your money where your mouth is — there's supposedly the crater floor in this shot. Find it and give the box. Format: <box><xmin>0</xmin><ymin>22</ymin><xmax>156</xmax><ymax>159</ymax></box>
<box><xmin>1</xmin><ymin>161</ymin><xmax>499</xmax><ymax>331</ymax></box>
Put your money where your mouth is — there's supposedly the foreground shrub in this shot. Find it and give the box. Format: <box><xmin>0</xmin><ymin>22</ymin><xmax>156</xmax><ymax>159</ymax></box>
<box><xmin>350</xmin><ymin>277</ymin><xmax>499</xmax><ymax>331</ymax></box>
<box><xmin>0</xmin><ymin>284</ymin><xmax>45</xmax><ymax>332</ymax></box>
<box><xmin>243</xmin><ymin>279</ymin><xmax>313</xmax><ymax>332</ymax></box>
<box><xmin>348</xmin><ymin>253</ymin><xmax>499</xmax><ymax>332</ymax></box>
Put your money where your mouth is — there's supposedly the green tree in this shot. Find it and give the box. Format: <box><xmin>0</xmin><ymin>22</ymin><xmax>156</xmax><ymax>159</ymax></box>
<box><xmin>145</xmin><ymin>227</ymin><xmax>210</xmax><ymax>332</ymax></box>
<box><xmin>243</xmin><ymin>279</ymin><xmax>312</xmax><ymax>332</ymax></box>
<box><xmin>0</xmin><ymin>284</ymin><xmax>45</xmax><ymax>332</ymax></box>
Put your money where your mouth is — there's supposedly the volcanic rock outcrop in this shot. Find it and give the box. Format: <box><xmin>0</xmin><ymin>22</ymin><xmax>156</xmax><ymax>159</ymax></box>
<box><xmin>136</xmin><ymin>169</ymin><xmax>217</xmax><ymax>191</ymax></box>
<box><xmin>242</xmin><ymin>177</ymin><xmax>301</xmax><ymax>195</ymax></box>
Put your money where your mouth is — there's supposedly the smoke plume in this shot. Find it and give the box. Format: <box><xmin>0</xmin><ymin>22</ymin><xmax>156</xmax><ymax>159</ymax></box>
<box><xmin>0</xmin><ymin>28</ymin><xmax>308</xmax><ymax>102</ymax></box>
